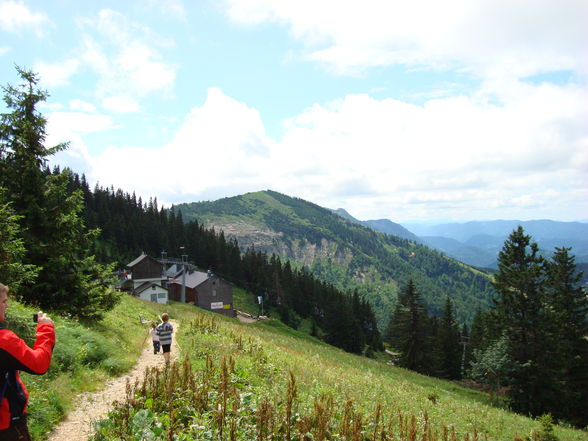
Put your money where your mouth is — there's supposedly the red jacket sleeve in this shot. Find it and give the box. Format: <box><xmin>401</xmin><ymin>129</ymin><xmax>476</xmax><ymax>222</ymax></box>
<box><xmin>0</xmin><ymin>323</ymin><xmax>55</xmax><ymax>374</ymax></box>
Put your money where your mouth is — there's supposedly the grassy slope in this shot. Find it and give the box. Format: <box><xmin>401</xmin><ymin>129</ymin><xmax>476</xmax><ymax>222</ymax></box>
<box><xmin>13</xmin><ymin>294</ymin><xmax>585</xmax><ymax>440</ymax></box>
<box><xmin>179</xmin><ymin>306</ymin><xmax>585</xmax><ymax>441</ymax></box>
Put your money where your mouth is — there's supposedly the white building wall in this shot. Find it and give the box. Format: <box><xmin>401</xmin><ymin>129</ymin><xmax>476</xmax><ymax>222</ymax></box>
<box><xmin>138</xmin><ymin>285</ymin><xmax>169</xmax><ymax>304</ymax></box>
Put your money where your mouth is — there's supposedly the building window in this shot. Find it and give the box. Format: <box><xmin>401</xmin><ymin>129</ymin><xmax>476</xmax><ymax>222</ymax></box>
<box><xmin>151</xmin><ymin>285</ymin><xmax>156</xmax><ymax>290</ymax></box>
<box><xmin>158</xmin><ymin>292</ymin><xmax>166</xmax><ymax>299</ymax></box>
<box><xmin>212</xmin><ymin>289</ymin><xmax>217</xmax><ymax>297</ymax></box>
<box><xmin>150</xmin><ymin>293</ymin><xmax>157</xmax><ymax>302</ymax></box>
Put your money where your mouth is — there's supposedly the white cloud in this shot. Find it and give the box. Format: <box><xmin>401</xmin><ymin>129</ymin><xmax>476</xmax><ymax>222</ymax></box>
<box><xmin>46</xmin><ymin>111</ymin><xmax>119</xmax><ymax>176</ymax></box>
<box><xmin>102</xmin><ymin>96</ymin><xmax>140</xmax><ymax>113</ymax></box>
<box><xmin>34</xmin><ymin>59</ymin><xmax>79</xmax><ymax>88</ymax></box>
<box><xmin>0</xmin><ymin>46</ymin><xmax>9</xmax><ymax>55</ymax></box>
<box><xmin>76</xmin><ymin>80</ymin><xmax>587</xmax><ymax>221</ymax></box>
<box><xmin>69</xmin><ymin>99</ymin><xmax>96</xmax><ymax>113</ymax></box>
<box><xmin>216</xmin><ymin>0</ymin><xmax>588</xmax><ymax>219</ymax></box>
<box><xmin>223</xmin><ymin>0</ymin><xmax>588</xmax><ymax>78</ymax></box>
<box><xmin>89</xmin><ymin>88</ymin><xmax>273</xmax><ymax>201</ymax></box>
<box><xmin>78</xmin><ymin>9</ymin><xmax>176</xmax><ymax>98</ymax></box>
<box><xmin>272</xmin><ymin>80</ymin><xmax>588</xmax><ymax>220</ymax></box>
<box><xmin>47</xmin><ymin>111</ymin><xmax>119</xmax><ymax>135</ymax></box>
<box><xmin>0</xmin><ymin>0</ymin><xmax>48</xmax><ymax>34</ymax></box>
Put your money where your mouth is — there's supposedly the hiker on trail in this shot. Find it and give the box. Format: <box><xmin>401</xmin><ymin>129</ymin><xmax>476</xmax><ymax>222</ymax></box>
<box><xmin>0</xmin><ymin>283</ymin><xmax>55</xmax><ymax>441</ymax></box>
<box><xmin>150</xmin><ymin>322</ymin><xmax>160</xmax><ymax>354</ymax></box>
<box><xmin>156</xmin><ymin>313</ymin><xmax>173</xmax><ymax>366</ymax></box>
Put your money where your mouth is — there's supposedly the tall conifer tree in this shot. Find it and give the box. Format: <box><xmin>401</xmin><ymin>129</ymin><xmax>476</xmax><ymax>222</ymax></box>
<box><xmin>544</xmin><ymin>248</ymin><xmax>588</xmax><ymax>426</ymax></box>
<box><xmin>0</xmin><ymin>189</ymin><xmax>38</xmax><ymax>291</ymax></box>
<box><xmin>491</xmin><ymin>226</ymin><xmax>557</xmax><ymax>417</ymax></box>
<box><xmin>435</xmin><ymin>297</ymin><xmax>462</xmax><ymax>379</ymax></box>
<box><xmin>387</xmin><ymin>280</ymin><xmax>430</xmax><ymax>373</ymax></box>
<box><xmin>0</xmin><ymin>68</ymin><xmax>119</xmax><ymax>318</ymax></box>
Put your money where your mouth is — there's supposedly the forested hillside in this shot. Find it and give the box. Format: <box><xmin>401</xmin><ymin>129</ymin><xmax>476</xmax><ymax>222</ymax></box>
<box><xmin>66</xmin><ymin>178</ymin><xmax>382</xmax><ymax>355</ymax></box>
<box><xmin>174</xmin><ymin>191</ymin><xmax>495</xmax><ymax>326</ymax></box>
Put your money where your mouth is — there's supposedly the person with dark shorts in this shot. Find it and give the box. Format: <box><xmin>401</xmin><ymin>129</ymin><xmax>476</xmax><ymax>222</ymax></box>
<box><xmin>0</xmin><ymin>283</ymin><xmax>55</xmax><ymax>441</ymax></box>
<box><xmin>156</xmin><ymin>313</ymin><xmax>173</xmax><ymax>366</ymax></box>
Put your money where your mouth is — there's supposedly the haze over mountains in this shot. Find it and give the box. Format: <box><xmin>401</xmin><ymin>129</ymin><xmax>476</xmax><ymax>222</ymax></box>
<box><xmin>330</xmin><ymin>208</ymin><xmax>588</xmax><ymax>269</ymax></box>
<box><xmin>401</xmin><ymin>220</ymin><xmax>587</xmax><ymax>268</ymax></box>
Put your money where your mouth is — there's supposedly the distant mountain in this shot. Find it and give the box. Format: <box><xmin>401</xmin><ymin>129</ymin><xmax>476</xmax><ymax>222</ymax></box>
<box><xmin>330</xmin><ymin>209</ymin><xmax>421</xmax><ymax>243</ymax></box>
<box><xmin>174</xmin><ymin>191</ymin><xmax>495</xmax><ymax>326</ymax></box>
<box><xmin>402</xmin><ymin>220</ymin><xmax>588</xmax><ymax>268</ymax></box>
<box><xmin>331</xmin><ymin>208</ymin><xmax>357</xmax><ymax>222</ymax></box>
<box><xmin>419</xmin><ymin>236</ymin><xmax>497</xmax><ymax>269</ymax></box>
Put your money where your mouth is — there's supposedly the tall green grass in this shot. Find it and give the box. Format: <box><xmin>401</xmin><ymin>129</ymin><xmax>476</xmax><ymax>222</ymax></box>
<box><xmin>92</xmin><ymin>306</ymin><xmax>587</xmax><ymax>441</ymax></box>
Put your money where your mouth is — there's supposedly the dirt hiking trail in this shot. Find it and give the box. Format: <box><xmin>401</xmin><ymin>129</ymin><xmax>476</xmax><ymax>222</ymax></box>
<box><xmin>46</xmin><ymin>320</ymin><xmax>180</xmax><ymax>441</ymax></box>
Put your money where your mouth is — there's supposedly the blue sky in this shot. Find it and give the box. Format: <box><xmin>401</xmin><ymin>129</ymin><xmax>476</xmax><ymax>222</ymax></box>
<box><xmin>1</xmin><ymin>0</ymin><xmax>587</xmax><ymax>222</ymax></box>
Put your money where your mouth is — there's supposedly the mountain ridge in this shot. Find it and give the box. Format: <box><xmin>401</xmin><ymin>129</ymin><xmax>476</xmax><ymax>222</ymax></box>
<box><xmin>329</xmin><ymin>208</ymin><xmax>421</xmax><ymax>243</ymax></box>
<box><xmin>330</xmin><ymin>213</ymin><xmax>588</xmax><ymax>268</ymax></box>
<box><xmin>400</xmin><ymin>219</ymin><xmax>588</xmax><ymax>268</ymax></box>
<box><xmin>174</xmin><ymin>190</ymin><xmax>495</xmax><ymax>326</ymax></box>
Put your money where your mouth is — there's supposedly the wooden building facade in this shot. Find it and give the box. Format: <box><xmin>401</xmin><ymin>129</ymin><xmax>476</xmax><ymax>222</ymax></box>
<box><xmin>126</xmin><ymin>254</ymin><xmax>168</xmax><ymax>304</ymax></box>
<box><xmin>168</xmin><ymin>270</ymin><xmax>235</xmax><ymax>317</ymax></box>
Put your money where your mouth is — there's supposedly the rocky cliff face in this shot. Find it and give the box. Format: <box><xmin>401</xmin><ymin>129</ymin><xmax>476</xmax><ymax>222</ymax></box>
<box><xmin>207</xmin><ymin>221</ymin><xmax>353</xmax><ymax>267</ymax></box>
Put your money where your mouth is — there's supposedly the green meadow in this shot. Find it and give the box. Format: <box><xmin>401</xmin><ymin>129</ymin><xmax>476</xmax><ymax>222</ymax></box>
<box><xmin>170</xmin><ymin>313</ymin><xmax>585</xmax><ymax>441</ymax></box>
<box><xmin>8</xmin><ymin>294</ymin><xmax>586</xmax><ymax>440</ymax></box>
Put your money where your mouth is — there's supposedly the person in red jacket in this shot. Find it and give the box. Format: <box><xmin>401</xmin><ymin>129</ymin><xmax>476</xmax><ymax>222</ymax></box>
<box><xmin>0</xmin><ymin>283</ymin><xmax>55</xmax><ymax>441</ymax></box>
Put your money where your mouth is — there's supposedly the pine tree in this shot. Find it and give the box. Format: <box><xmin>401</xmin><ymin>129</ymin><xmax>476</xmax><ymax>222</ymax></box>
<box><xmin>324</xmin><ymin>293</ymin><xmax>363</xmax><ymax>354</ymax></box>
<box><xmin>358</xmin><ymin>295</ymin><xmax>383</xmax><ymax>351</ymax></box>
<box><xmin>491</xmin><ymin>226</ymin><xmax>557</xmax><ymax>417</ymax></box>
<box><xmin>0</xmin><ymin>68</ymin><xmax>120</xmax><ymax>319</ymax></box>
<box><xmin>0</xmin><ymin>67</ymin><xmax>67</xmax><ymax>245</ymax></box>
<box><xmin>460</xmin><ymin>324</ymin><xmax>469</xmax><ymax>378</ymax></box>
<box><xmin>0</xmin><ymin>189</ymin><xmax>38</xmax><ymax>292</ymax></box>
<box><xmin>387</xmin><ymin>280</ymin><xmax>430</xmax><ymax>373</ymax></box>
<box><xmin>469</xmin><ymin>334</ymin><xmax>516</xmax><ymax>404</ymax></box>
<box><xmin>37</xmin><ymin>171</ymin><xmax>121</xmax><ymax>318</ymax></box>
<box><xmin>435</xmin><ymin>297</ymin><xmax>462</xmax><ymax>379</ymax></box>
<box><xmin>544</xmin><ymin>248</ymin><xmax>588</xmax><ymax>426</ymax></box>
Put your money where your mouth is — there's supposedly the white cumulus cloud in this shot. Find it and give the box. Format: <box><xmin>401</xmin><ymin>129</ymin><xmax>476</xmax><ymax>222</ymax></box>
<box><xmin>223</xmin><ymin>0</ymin><xmax>588</xmax><ymax>78</ymax></box>
<box><xmin>34</xmin><ymin>59</ymin><xmax>79</xmax><ymax>88</ymax></box>
<box><xmin>69</xmin><ymin>99</ymin><xmax>96</xmax><ymax>113</ymax></box>
<box><xmin>102</xmin><ymin>96</ymin><xmax>141</xmax><ymax>113</ymax></box>
<box><xmin>88</xmin><ymin>88</ymin><xmax>274</xmax><ymax>203</ymax></box>
<box><xmin>45</xmin><ymin>111</ymin><xmax>119</xmax><ymax>176</ymax></box>
<box><xmin>78</xmin><ymin>9</ymin><xmax>177</xmax><ymax>98</ymax></box>
<box><xmin>0</xmin><ymin>0</ymin><xmax>48</xmax><ymax>34</ymax></box>
<box><xmin>75</xmin><ymin>78</ymin><xmax>588</xmax><ymax>221</ymax></box>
